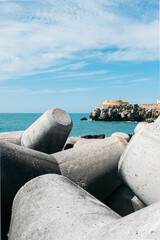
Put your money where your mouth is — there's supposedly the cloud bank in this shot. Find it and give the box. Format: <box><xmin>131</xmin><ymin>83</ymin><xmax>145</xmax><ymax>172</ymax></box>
<box><xmin>0</xmin><ymin>0</ymin><xmax>159</xmax><ymax>81</ymax></box>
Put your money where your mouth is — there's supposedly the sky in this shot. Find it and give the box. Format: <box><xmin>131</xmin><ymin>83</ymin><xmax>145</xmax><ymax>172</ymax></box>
<box><xmin>0</xmin><ymin>0</ymin><xmax>159</xmax><ymax>113</ymax></box>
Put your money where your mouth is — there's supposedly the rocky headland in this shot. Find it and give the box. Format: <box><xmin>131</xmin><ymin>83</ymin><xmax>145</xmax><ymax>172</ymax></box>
<box><xmin>90</xmin><ymin>104</ymin><xmax>160</xmax><ymax>122</ymax></box>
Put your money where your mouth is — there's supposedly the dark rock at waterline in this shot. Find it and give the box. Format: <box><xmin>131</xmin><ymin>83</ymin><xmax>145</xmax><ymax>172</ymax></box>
<box><xmin>64</xmin><ymin>134</ymin><xmax>105</xmax><ymax>150</ymax></box>
<box><xmin>80</xmin><ymin>117</ymin><xmax>88</xmax><ymax>120</ymax></box>
<box><xmin>81</xmin><ymin>134</ymin><xmax>105</xmax><ymax>139</ymax></box>
<box><xmin>90</xmin><ymin>104</ymin><xmax>160</xmax><ymax>122</ymax></box>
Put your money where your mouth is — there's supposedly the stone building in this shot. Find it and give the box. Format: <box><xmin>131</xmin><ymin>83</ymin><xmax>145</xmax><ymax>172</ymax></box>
<box><xmin>103</xmin><ymin>96</ymin><xmax>129</xmax><ymax>106</ymax></box>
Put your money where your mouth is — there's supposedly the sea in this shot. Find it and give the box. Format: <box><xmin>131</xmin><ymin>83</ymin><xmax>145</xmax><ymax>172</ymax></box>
<box><xmin>0</xmin><ymin>113</ymin><xmax>138</xmax><ymax>137</ymax></box>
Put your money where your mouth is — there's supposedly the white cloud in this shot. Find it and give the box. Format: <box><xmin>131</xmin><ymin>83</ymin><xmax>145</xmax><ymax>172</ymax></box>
<box><xmin>29</xmin><ymin>62</ymin><xmax>88</xmax><ymax>75</ymax></box>
<box><xmin>55</xmin><ymin>70</ymin><xmax>108</xmax><ymax>80</ymax></box>
<box><xmin>108</xmin><ymin>77</ymin><xmax>152</xmax><ymax>88</ymax></box>
<box><xmin>94</xmin><ymin>74</ymin><xmax>134</xmax><ymax>81</ymax></box>
<box><xmin>0</xmin><ymin>87</ymin><xmax>95</xmax><ymax>94</ymax></box>
<box><xmin>0</xmin><ymin>0</ymin><xmax>159</xmax><ymax>81</ymax></box>
<box><xmin>106</xmin><ymin>48</ymin><xmax>158</xmax><ymax>62</ymax></box>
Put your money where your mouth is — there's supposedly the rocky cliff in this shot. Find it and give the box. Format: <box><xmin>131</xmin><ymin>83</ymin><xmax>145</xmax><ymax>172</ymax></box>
<box><xmin>90</xmin><ymin>104</ymin><xmax>160</xmax><ymax>122</ymax></box>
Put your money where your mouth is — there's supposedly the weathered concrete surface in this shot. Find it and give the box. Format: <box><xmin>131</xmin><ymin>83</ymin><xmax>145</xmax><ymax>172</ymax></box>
<box><xmin>1</xmin><ymin>141</ymin><xmax>60</xmax><ymax>240</ymax></box>
<box><xmin>21</xmin><ymin>108</ymin><xmax>73</xmax><ymax>154</ymax></box>
<box><xmin>1</xmin><ymin>136</ymin><xmax>126</xmax><ymax>239</ymax></box>
<box><xmin>103</xmin><ymin>183</ymin><xmax>145</xmax><ymax>217</ymax></box>
<box><xmin>85</xmin><ymin>201</ymin><xmax>160</xmax><ymax>240</ymax></box>
<box><xmin>111</xmin><ymin>132</ymin><xmax>130</xmax><ymax>141</ymax></box>
<box><xmin>134</xmin><ymin>121</ymin><xmax>148</xmax><ymax>133</ymax></box>
<box><xmin>119</xmin><ymin>117</ymin><xmax>160</xmax><ymax>205</ymax></box>
<box><xmin>74</xmin><ymin>138</ymin><xmax>102</xmax><ymax>147</ymax></box>
<box><xmin>64</xmin><ymin>137</ymin><xmax>82</xmax><ymax>149</ymax></box>
<box><xmin>131</xmin><ymin>196</ymin><xmax>145</xmax><ymax>212</ymax></box>
<box><xmin>0</xmin><ymin>131</ymin><xmax>23</xmax><ymax>145</ymax></box>
<box><xmin>81</xmin><ymin>134</ymin><xmax>105</xmax><ymax>139</ymax></box>
<box><xmin>53</xmin><ymin>136</ymin><xmax>127</xmax><ymax>200</ymax></box>
<box><xmin>64</xmin><ymin>134</ymin><xmax>105</xmax><ymax>149</ymax></box>
<box><xmin>8</xmin><ymin>174</ymin><xmax>120</xmax><ymax>240</ymax></box>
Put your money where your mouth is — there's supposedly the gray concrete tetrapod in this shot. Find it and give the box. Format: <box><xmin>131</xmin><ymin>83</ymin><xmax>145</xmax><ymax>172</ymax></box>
<box><xmin>0</xmin><ymin>131</ymin><xmax>23</xmax><ymax>145</ymax></box>
<box><xmin>103</xmin><ymin>183</ymin><xmax>145</xmax><ymax>217</ymax></box>
<box><xmin>21</xmin><ymin>108</ymin><xmax>73</xmax><ymax>154</ymax></box>
<box><xmin>53</xmin><ymin>136</ymin><xmax>127</xmax><ymax>200</ymax></box>
<box><xmin>1</xmin><ymin>136</ymin><xmax>126</xmax><ymax>239</ymax></box>
<box><xmin>74</xmin><ymin>138</ymin><xmax>102</xmax><ymax>147</ymax></box>
<box><xmin>118</xmin><ymin>117</ymin><xmax>160</xmax><ymax>205</ymax></box>
<box><xmin>8</xmin><ymin>174</ymin><xmax>120</xmax><ymax>240</ymax></box>
<box><xmin>64</xmin><ymin>137</ymin><xmax>82</xmax><ymax>149</ymax></box>
<box><xmin>0</xmin><ymin>140</ymin><xmax>60</xmax><ymax>240</ymax></box>
<box><xmin>111</xmin><ymin>132</ymin><xmax>130</xmax><ymax>141</ymax></box>
<box><xmin>85</xmin><ymin>201</ymin><xmax>160</xmax><ymax>240</ymax></box>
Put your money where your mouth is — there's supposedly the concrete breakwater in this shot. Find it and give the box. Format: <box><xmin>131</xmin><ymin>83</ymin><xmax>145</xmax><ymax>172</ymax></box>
<box><xmin>90</xmin><ymin>104</ymin><xmax>160</xmax><ymax>122</ymax></box>
<box><xmin>0</xmin><ymin>108</ymin><xmax>160</xmax><ymax>240</ymax></box>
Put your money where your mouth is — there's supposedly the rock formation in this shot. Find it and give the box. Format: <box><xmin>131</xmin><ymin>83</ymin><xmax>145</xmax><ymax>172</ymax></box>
<box><xmin>90</xmin><ymin>104</ymin><xmax>160</xmax><ymax>122</ymax></box>
<box><xmin>80</xmin><ymin>117</ymin><xmax>87</xmax><ymax>120</ymax></box>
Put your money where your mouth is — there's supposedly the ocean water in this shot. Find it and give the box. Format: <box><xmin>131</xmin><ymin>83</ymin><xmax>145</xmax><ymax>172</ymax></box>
<box><xmin>0</xmin><ymin>113</ymin><xmax>138</xmax><ymax>137</ymax></box>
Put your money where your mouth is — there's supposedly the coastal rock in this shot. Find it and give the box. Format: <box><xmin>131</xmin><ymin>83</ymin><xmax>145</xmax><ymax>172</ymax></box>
<box><xmin>80</xmin><ymin>117</ymin><xmax>87</xmax><ymax>120</ymax></box>
<box><xmin>8</xmin><ymin>174</ymin><xmax>120</xmax><ymax>240</ymax></box>
<box><xmin>118</xmin><ymin>117</ymin><xmax>160</xmax><ymax>205</ymax></box>
<box><xmin>21</xmin><ymin>108</ymin><xmax>73</xmax><ymax>154</ymax></box>
<box><xmin>90</xmin><ymin>108</ymin><xmax>101</xmax><ymax>120</ymax></box>
<box><xmin>90</xmin><ymin>104</ymin><xmax>160</xmax><ymax>122</ymax></box>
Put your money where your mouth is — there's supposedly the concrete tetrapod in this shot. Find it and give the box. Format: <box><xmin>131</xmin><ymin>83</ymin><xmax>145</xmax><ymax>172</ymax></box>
<box><xmin>103</xmin><ymin>183</ymin><xmax>145</xmax><ymax>217</ymax></box>
<box><xmin>74</xmin><ymin>138</ymin><xmax>102</xmax><ymax>147</ymax></box>
<box><xmin>118</xmin><ymin>117</ymin><xmax>160</xmax><ymax>205</ymax></box>
<box><xmin>111</xmin><ymin>132</ymin><xmax>130</xmax><ymax>141</ymax></box>
<box><xmin>8</xmin><ymin>174</ymin><xmax>120</xmax><ymax>240</ymax></box>
<box><xmin>64</xmin><ymin>137</ymin><xmax>82</xmax><ymax>149</ymax></box>
<box><xmin>53</xmin><ymin>136</ymin><xmax>127</xmax><ymax>200</ymax></box>
<box><xmin>134</xmin><ymin>121</ymin><xmax>148</xmax><ymax>133</ymax></box>
<box><xmin>1</xmin><ymin>141</ymin><xmax>60</xmax><ymax>240</ymax></box>
<box><xmin>64</xmin><ymin>135</ymin><xmax>106</xmax><ymax>149</ymax></box>
<box><xmin>21</xmin><ymin>108</ymin><xmax>73</xmax><ymax>154</ymax></box>
<box><xmin>84</xmin><ymin>201</ymin><xmax>160</xmax><ymax>240</ymax></box>
<box><xmin>0</xmin><ymin>131</ymin><xmax>23</xmax><ymax>145</ymax></box>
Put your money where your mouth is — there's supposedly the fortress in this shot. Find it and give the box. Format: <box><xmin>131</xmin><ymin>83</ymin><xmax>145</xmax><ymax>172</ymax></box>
<box><xmin>102</xmin><ymin>96</ymin><xmax>160</xmax><ymax>109</ymax></box>
<box><xmin>103</xmin><ymin>96</ymin><xmax>129</xmax><ymax>106</ymax></box>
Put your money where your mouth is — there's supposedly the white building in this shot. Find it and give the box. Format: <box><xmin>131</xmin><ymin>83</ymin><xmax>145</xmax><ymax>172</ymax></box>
<box><xmin>157</xmin><ymin>98</ymin><xmax>160</xmax><ymax>105</ymax></box>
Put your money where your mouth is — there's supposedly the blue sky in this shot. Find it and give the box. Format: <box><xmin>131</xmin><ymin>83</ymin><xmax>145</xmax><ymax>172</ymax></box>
<box><xmin>0</xmin><ymin>0</ymin><xmax>159</xmax><ymax>113</ymax></box>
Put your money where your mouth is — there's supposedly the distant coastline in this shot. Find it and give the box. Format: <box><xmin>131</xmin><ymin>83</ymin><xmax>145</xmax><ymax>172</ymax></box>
<box><xmin>90</xmin><ymin>104</ymin><xmax>160</xmax><ymax>123</ymax></box>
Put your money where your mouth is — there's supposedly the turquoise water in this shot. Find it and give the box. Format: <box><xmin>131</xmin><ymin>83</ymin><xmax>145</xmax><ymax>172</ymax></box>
<box><xmin>0</xmin><ymin>113</ymin><xmax>138</xmax><ymax>137</ymax></box>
